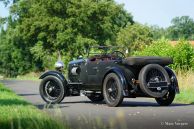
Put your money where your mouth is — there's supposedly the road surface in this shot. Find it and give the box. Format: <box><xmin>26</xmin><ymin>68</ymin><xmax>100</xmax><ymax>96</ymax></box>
<box><xmin>1</xmin><ymin>80</ymin><xmax>194</xmax><ymax>129</ymax></box>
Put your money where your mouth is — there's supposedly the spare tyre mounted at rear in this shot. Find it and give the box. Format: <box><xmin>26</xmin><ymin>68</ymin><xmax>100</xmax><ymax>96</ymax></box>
<box><xmin>138</xmin><ymin>64</ymin><xmax>171</xmax><ymax>98</ymax></box>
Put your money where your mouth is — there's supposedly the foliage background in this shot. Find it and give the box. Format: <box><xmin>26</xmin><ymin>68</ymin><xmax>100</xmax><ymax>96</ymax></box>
<box><xmin>0</xmin><ymin>0</ymin><xmax>133</xmax><ymax>77</ymax></box>
<box><xmin>1</xmin><ymin>0</ymin><xmax>194</xmax><ymax>77</ymax></box>
<box><xmin>134</xmin><ymin>39</ymin><xmax>194</xmax><ymax>70</ymax></box>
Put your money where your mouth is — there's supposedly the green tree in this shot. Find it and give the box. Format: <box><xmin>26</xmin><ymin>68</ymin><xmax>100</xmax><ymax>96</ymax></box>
<box><xmin>116</xmin><ymin>23</ymin><xmax>153</xmax><ymax>55</ymax></box>
<box><xmin>167</xmin><ymin>16</ymin><xmax>194</xmax><ymax>40</ymax></box>
<box><xmin>0</xmin><ymin>0</ymin><xmax>133</xmax><ymax>76</ymax></box>
<box><xmin>149</xmin><ymin>25</ymin><xmax>167</xmax><ymax>40</ymax></box>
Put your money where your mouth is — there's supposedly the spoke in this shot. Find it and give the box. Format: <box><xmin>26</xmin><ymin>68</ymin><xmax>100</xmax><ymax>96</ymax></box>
<box><xmin>112</xmin><ymin>92</ymin><xmax>117</xmax><ymax>99</ymax></box>
<box><xmin>106</xmin><ymin>78</ymin><xmax>119</xmax><ymax>101</ymax></box>
<box><xmin>55</xmin><ymin>89</ymin><xmax>61</xmax><ymax>92</ymax></box>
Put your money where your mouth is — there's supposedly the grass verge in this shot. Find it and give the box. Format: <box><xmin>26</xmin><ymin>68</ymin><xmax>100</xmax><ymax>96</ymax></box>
<box><xmin>174</xmin><ymin>70</ymin><xmax>194</xmax><ymax>104</ymax></box>
<box><xmin>0</xmin><ymin>83</ymin><xmax>68</xmax><ymax>129</ymax></box>
<box><xmin>175</xmin><ymin>89</ymin><xmax>194</xmax><ymax>104</ymax></box>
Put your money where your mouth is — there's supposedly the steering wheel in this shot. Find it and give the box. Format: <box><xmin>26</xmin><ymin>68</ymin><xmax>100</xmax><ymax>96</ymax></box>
<box><xmin>111</xmin><ymin>51</ymin><xmax>125</xmax><ymax>59</ymax></box>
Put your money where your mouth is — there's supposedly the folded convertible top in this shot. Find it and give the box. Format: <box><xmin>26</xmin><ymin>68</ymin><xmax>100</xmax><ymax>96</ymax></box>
<box><xmin>122</xmin><ymin>56</ymin><xmax>173</xmax><ymax>66</ymax></box>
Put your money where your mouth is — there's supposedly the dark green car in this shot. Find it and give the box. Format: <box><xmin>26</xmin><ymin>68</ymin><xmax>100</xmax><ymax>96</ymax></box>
<box><xmin>39</xmin><ymin>46</ymin><xmax>179</xmax><ymax>107</ymax></box>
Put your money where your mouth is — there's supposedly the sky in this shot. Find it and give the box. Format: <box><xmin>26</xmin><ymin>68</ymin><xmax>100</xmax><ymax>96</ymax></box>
<box><xmin>115</xmin><ymin>0</ymin><xmax>194</xmax><ymax>28</ymax></box>
<box><xmin>1</xmin><ymin>0</ymin><xmax>194</xmax><ymax>28</ymax></box>
<box><xmin>0</xmin><ymin>2</ymin><xmax>9</xmax><ymax>17</ymax></box>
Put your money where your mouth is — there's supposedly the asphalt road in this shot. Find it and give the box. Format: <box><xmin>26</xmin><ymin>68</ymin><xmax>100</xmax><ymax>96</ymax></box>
<box><xmin>1</xmin><ymin>80</ymin><xmax>194</xmax><ymax>129</ymax></box>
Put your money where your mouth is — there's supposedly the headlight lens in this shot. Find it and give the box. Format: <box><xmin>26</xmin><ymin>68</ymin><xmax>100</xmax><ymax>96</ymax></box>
<box><xmin>54</xmin><ymin>61</ymin><xmax>64</xmax><ymax>69</ymax></box>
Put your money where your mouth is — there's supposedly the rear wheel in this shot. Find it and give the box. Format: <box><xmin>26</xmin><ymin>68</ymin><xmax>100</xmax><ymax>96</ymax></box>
<box><xmin>39</xmin><ymin>76</ymin><xmax>66</xmax><ymax>104</ymax></box>
<box><xmin>103</xmin><ymin>73</ymin><xmax>123</xmax><ymax>107</ymax></box>
<box><xmin>87</xmin><ymin>93</ymin><xmax>104</xmax><ymax>102</ymax></box>
<box><xmin>155</xmin><ymin>89</ymin><xmax>175</xmax><ymax>106</ymax></box>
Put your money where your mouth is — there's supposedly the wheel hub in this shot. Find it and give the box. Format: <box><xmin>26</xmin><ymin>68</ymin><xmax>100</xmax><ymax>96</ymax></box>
<box><xmin>108</xmin><ymin>88</ymin><xmax>113</xmax><ymax>93</ymax></box>
<box><xmin>48</xmin><ymin>87</ymin><xmax>52</xmax><ymax>93</ymax></box>
<box><xmin>154</xmin><ymin>76</ymin><xmax>160</xmax><ymax>82</ymax></box>
<box><xmin>157</xmin><ymin>87</ymin><xmax>162</xmax><ymax>91</ymax></box>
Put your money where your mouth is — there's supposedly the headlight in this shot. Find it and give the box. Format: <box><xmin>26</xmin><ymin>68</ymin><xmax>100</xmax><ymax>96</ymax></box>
<box><xmin>55</xmin><ymin>61</ymin><xmax>64</xmax><ymax>70</ymax></box>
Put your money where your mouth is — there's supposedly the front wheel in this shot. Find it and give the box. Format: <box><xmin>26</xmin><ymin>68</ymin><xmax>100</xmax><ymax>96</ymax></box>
<box><xmin>39</xmin><ymin>75</ymin><xmax>66</xmax><ymax>104</ymax></box>
<box><xmin>155</xmin><ymin>89</ymin><xmax>176</xmax><ymax>106</ymax></box>
<box><xmin>103</xmin><ymin>73</ymin><xmax>124</xmax><ymax>107</ymax></box>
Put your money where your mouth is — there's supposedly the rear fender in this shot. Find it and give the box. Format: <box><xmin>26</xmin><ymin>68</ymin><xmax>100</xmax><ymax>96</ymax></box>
<box><xmin>165</xmin><ymin>67</ymin><xmax>180</xmax><ymax>94</ymax></box>
<box><xmin>103</xmin><ymin>67</ymin><xmax>129</xmax><ymax>96</ymax></box>
<box><xmin>39</xmin><ymin>71</ymin><xmax>67</xmax><ymax>85</ymax></box>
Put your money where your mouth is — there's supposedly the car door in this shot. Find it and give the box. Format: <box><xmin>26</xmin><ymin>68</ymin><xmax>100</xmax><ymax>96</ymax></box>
<box><xmin>86</xmin><ymin>60</ymin><xmax>100</xmax><ymax>86</ymax></box>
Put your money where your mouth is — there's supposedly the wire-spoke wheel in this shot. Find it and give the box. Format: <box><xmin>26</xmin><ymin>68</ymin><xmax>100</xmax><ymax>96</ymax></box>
<box><xmin>139</xmin><ymin>64</ymin><xmax>170</xmax><ymax>98</ymax></box>
<box><xmin>155</xmin><ymin>89</ymin><xmax>176</xmax><ymax>106</ymax></box>
<box><xmin>103</xmin><ymin>73</ymin><xmax>123</xmax><ymax>107</ymax></box>
<box><xmin>39</xmin><ymin>76</ymin><xmax>66</xmax><ymax>104</ymax></box>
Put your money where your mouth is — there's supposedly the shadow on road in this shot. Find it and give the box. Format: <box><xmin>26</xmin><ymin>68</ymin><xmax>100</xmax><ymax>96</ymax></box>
<box><xmin>18</xmin><ymin>93</ymin><xmax>39</xmax><ymax>96</ymax></box>
<box><xmin>35</xmin><ymin>104</ymin><xmax>69</xmax><ymax>109</ymax></box>
<box><xmin>121</xmin><ymin>101</ymin><xmax>190</xmax><ymax>107</ymax></box>
<box><xmin>62</xmin><ymin>100</ymin><xmax>190</xmax><ymax>107</ymax></box>
<box><xmin>35</xmin><ymin>100</ymin><xmax>191</xmax><ymax>110</ymax></box>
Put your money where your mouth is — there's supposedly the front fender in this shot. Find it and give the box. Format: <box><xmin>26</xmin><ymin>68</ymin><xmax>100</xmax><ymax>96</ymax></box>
<box><xmin>39</xmin><ymin>71</ymin><xmax>67</xmax><ymax>85</ymax></box>
<box><xmin>104</xmin><ymin>67</ymin><xmax>129</xmax><ymax>96</ymax></box>
<box><xmin>165</xmin><ymin>67</ymin><xmax>180</xmax><ymax>94</ymax></box>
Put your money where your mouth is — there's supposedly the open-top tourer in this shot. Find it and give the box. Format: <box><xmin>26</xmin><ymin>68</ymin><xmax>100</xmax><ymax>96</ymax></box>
<box><xmin>39</xmin><ymin>46</ymin><xmax>179</xmax><ymax>107</ymax></box>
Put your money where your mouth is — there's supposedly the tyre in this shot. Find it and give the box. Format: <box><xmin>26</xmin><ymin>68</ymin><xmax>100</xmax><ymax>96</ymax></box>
<box><xmin>39</xmin><ymin>75</ymin><xmax>66</xmax><ymax>104</ymax></box>
<box><xmin>155</xmin><ymin>89</ymin><xmax>175</xmax><ymax>106</ymax></box>
<box><xmin>138</xmin><ymin>64</ymin><xmax>170</xmax><ymax>98</ymax></box>
<box><xmin>87</xmin><ymin>93</ymin><xmax>104</xmax><ymax>102</ymax></box>
<box><xmin>103</xmin><ymin>73</ymin><xmax>124</xmax><ymax>107</ymax></box>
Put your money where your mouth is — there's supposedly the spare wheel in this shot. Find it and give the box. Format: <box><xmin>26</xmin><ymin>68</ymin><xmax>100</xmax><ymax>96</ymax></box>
<box><xmin>138</xmin><ymin>64</ymin><xmax>170</xmax><ymax>98</ymax></box>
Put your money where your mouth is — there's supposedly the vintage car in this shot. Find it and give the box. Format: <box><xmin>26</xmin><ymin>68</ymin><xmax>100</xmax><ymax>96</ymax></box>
<box><xmin>39</xmin><ymin>46</ymin><xmax>179</xmax><ymax>107</ymax></box>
